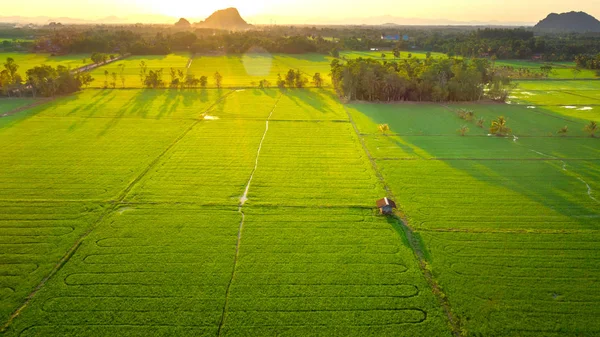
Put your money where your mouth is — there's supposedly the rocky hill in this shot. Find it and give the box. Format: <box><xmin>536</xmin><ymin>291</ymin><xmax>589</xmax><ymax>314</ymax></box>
<box><xmin>174</xmin><ymin>18</ymin><xmax>191</xmax><ymax>27</ymax></box>
<box><xmin>196</xmin><ymin>8</ymin><xmax>251</xmax><ymax>30</ymax></box>
<box><xmin>534</xmin><ymin>11</ymin><xmax>600</xmax><ymax>32</ymax></box>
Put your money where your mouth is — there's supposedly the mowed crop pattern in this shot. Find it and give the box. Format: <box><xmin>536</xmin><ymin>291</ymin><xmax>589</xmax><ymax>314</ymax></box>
<box><xmin>1</xmin><ymin>87</ymin><xmax>454</xmax><ymax>336</ymax></box>
<box><xmin>222</xmin><ymin>207</ymin><xmax>451</xmax><ymax>336</ymax></box>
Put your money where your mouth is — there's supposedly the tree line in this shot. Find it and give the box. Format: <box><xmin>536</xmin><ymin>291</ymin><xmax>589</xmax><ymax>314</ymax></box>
<box><xmin>330</xmin><ymin>56</ymin><xmax>513</xmax><ymax>102</ymax></box>
<box><xmin>0</xmin><ymin>58</ymin><xmax>93</xmax><ymax>97</ymax></box>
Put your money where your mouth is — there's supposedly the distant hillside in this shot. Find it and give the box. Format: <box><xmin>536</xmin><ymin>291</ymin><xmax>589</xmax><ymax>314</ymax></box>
<box><xmin>195</xmin><ymin>8</ymin><xmax>251</xmax><ymax>30</ymax></box>
<box><xmin>174</xmin><ymin>18</ymin><xmax>191</xmax><ymax>27</ymax></box>
<box><xmin>534</xmin><ymin>11</ymin><xmax>600</xmax><ymax>32</ymax></box>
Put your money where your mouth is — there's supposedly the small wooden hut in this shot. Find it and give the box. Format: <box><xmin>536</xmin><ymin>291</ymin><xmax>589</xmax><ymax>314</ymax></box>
<box><xmin>376</xmin><ymin>197</ymin><xmax>396</xmax><ymax>215</ymax></box>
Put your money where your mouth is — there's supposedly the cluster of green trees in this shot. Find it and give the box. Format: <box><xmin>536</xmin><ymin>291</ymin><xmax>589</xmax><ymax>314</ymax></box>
<box><xmin>0</xmin><ymin>57</ymin><xmax>93</xmax><ymax>97</ymax></box>
<box><xmin>0</xmin><ymin>39</ymin><xmax>33</xmax><ymax>52</ymax></box>
<box><xmin>330</xmin><ymin>57</ymin><xmax>513</xmax><ymax>102</ymax></box>
<box><xmin>135</xmin><ymin>61</ymin><xmax>215</xmax><ymax>89</ymax></box>
<box><xmin>574</xmin><ymin>54</ymin><xmax>600</xmax><ymax>70</ymax></box>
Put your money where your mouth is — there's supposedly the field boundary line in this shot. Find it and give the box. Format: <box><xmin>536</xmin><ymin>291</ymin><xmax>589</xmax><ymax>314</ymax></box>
<box><xmin>342</xmin><ymin>104</ymin><xmax>463</xmax><ymax>337</ymax></box>
<box><xmin>0</xmin><ymin>203</ymin><xmax>113</xmax><ymax>332</ymax></box>
<box><xmin>217</xmin><ymin>93</ymin><xmax>282</xmax><ymax>337</ymax></box>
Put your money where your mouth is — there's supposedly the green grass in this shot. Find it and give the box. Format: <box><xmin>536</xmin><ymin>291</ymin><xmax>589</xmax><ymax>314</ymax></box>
<box><xmin>0</xmin><ymin>53</ymin><xmax>91</xmax><ymax>74</ymax></box>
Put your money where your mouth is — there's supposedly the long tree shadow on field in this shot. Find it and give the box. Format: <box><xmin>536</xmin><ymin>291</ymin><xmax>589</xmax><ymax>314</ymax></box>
<box><xmin>96</xmin><ymin>89</ymin><xmax>164</xmax><ymax>137</ymax></box>
<box><xmin>353</xmin><ymin>103</ymin><xmax>600</xmax><ymax>229</ymax></box>
<box><xmin>285</xmin><ymin>88</ymin><xmax>340</xmax><ymax>115</ymax></box>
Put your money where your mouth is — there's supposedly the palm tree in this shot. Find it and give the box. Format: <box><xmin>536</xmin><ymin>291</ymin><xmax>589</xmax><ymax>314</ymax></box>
<box><xmin>490</xmin><ymin>116</ymin><xmax>511</xmax><ymax>136</ymax></box>
<box><xmin>458</xmin><ymin>125</ymin><xmax>469</xmax><ymax>136</ymax></box>
<box><xmin>584</xmin><ymin>121</ymin><xmax>598</xmax><ymax>137</ymax></box>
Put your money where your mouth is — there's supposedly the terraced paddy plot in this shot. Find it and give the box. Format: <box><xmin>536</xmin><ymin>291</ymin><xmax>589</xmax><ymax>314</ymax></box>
<box><xmin>0</xmin><ymin>53</ymin><xmax>91</xmax><ymax>73</ymax></box>
<box><xmin>249</xmin><ymin>121</ymin><xmax>385</xmax><ymax>206</ymax></box>
<box><xmin>2</xmin><ymin>205</ymin><xmax>242</xmax><ymax>336</ymax></box>
<box><xmin>222</xmin><ymin>207</ymin><xmax>452</xmax><ymax>336</ymax></box>
<box><xmin>89</xmin><ymin>54</ymin><xmax>190</xmax><ymax>88</ymax></box>
<box><xmin>34</xmin><ymin>89</ymin><xmax>225</xmax><ymax>119</ymax></box>
<box><xmin>421</xmin><ymin>231</ymin><xmax>600</xmax><ymax>336</ymax></box>
<box><xmin>127</xmin><ymin>119</ymin><xmax>268</xmax><ymax>204</ymax></box>
<box><xmin>0</xmin><ymin>202</ymin><xmax>103</xmax><ymax>324</ymax></box>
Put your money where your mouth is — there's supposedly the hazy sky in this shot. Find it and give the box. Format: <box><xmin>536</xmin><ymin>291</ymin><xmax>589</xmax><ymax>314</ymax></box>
<box><xmin>3</xmin><ymin>0</ymin><xmax>600</xmax><ymax>24</ymax></box>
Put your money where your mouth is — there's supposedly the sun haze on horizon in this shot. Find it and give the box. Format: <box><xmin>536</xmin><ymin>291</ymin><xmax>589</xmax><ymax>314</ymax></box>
<box><xmin>2</xmin><ymin>0</ymin><xmax>600</xmax><ymax>23</ymax></box>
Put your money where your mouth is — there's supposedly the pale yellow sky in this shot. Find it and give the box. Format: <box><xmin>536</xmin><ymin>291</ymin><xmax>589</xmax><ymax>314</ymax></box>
<box><xmin>3</xmin><ymin>0</ymin><xmax>599</xmax><ymax>24</ymax></box>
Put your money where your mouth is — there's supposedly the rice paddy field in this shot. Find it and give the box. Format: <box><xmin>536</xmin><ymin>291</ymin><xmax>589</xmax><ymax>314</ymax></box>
<box><xmin>0</xmin><ymin>53</ymin><xmax>599</xmax><ymax>336</ymax></box>
<box><xmin>189</xmin><ymin>53</ymin><xmax>334</xmax><ymax>88</ymax></box>
<box><xmin>0</xmin><ymin>53</ymin><xmax>91</xmax><ymax>73</ymax></box>
<box><xmin>345</xmin><ymin>77</ymin><xmax>600</xmax><ymax>336</ymax></box>
<box><xmin>87</xmin><ymin>54</ymin><xmax>191</xmax><ymax>89</ymax></box>
<box><xmin>496</xmin><ymin>60</ymin><xmax>598</xmax><ymax>79</ymax></box>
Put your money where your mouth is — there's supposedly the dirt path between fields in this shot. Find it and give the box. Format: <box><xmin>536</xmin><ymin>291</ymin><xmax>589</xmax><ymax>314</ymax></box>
<box><xmin>343</xmin><ymin>105</ymin><xmax>463</xmax><ymax>337</ymax></box>
<box><xmin>217</xmin><ymin>94</ymin><xmax>282</xmax><ymax>337</ymax></box>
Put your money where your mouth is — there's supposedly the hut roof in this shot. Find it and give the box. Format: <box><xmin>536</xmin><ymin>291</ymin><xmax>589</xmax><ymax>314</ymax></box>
<box><xmin>376</xmin><ymin>197</ymin><xmax>396</xmax><ymax>208</ymax></box>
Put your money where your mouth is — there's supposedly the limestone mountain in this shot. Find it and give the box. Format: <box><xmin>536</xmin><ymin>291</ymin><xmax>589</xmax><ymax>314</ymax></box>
<box><xmin>174</xmin><ymin>18</ymin><xmax>191</xmax><ymax>27</ymax></box>
<box><xmin>195</xmin><ymin>7</ymin><xmax>251</xmax><ymax>30</ymax></box>
<box><xmin>534</xmin><ymin>11</ymin><xmax>600</xmax><ymax>32</ymax></box>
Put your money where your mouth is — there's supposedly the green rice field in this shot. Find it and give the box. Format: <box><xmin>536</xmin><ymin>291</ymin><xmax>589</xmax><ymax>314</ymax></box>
<box><xmin>0</xmin><ymin>53</ymin><xmax>91</xmax><ymax>73</ymax></box>
<box><xmin>87</xmin><ymin>54</ymin><xmax>191</xmax><ymax>89</ymax></box>
<box><xmin>0</xmin><ymin>52</ymin><xmax>599</xmax><ymax>336</ymax></box>
<box><xmin>496</xmin><ymin>60</ymin><xmax>598</xmax><ymax>79</ymax></box>
<box><xmin>344</xmin><ymin>78</ymin><xmax>600</xmax><ymax>335</ymax></box>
